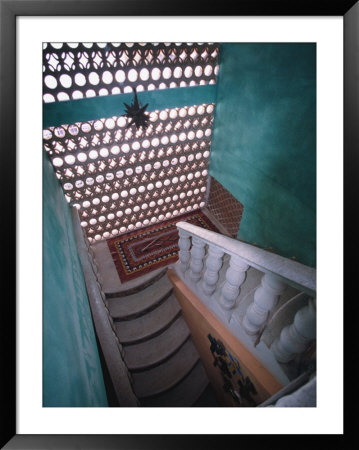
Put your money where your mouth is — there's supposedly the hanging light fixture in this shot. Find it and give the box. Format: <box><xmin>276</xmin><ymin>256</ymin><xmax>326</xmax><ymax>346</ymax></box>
<box><xmin>123</xmin><ymin>89</ymin><xmax>150</xmax><ymax>130</ymax></box>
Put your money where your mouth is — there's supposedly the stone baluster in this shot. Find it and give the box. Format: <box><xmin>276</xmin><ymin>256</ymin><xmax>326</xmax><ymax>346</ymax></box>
<box><xmin>242</xmin><ymin>273</ymin><xmax>286</xmax><ymax>335</ymax></box>
<box><xmin>189</xmin><ymin>236</ymin><xmax>206</xmax><ymax>282</ymax></box>
<box><xmin>270</xmin><ymin>297</ymin><xmax>316</xmax><ymax>363</ymax></box>
<box><xmin>219</xmin><ymin>255</ymin><xmax>249</xmax><ymax>310</ymax></box>
<box><xmin>202</xmin><ymin>245</ymin><xmax>224</xmax><ymax>295</ymax></box>
<box><xmin>178</xmin><ymin>229</ymin><xmax>191</xmax><ymax>274</ymax></box>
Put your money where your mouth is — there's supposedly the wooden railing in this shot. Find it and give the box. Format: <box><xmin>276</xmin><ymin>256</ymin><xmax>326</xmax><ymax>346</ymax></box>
<box><xmin>175</xmin><ymin>221</ymin><xmax>316</xmax><ymax>383</ymax></box>
<box><xmin>71</xmin><ymin>207</ymin><xmax>139</xmax><ymax>406</ymax></box>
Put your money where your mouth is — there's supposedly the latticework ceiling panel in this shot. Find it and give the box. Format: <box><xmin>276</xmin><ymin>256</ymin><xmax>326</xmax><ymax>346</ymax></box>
<box><xmin>43</xmin><ymin>42</ymin><xmax>220</xmax><ymax>244</ymax></box>
<box><xmin>43</xmin><ymin>42</ymin><xmax>219</xmax><ymax>103</ymax></box>
<box><xmin>44</xmin><ymin>104</ymin><xmax>214</xmax><ymax>243</ymax></box>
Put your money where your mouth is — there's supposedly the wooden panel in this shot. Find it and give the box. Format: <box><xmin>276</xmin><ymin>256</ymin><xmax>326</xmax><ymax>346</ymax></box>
<box><xmin>168</xmin><ymin>269</ymin><xmax>282</xmax><ymax>407</ymax></box>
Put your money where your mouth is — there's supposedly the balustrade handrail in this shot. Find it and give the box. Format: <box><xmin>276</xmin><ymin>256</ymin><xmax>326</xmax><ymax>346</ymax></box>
<box><xmin>176</xmin><ymin>221</ymin><xmax>316</xmax><ymax>296</ymax></box>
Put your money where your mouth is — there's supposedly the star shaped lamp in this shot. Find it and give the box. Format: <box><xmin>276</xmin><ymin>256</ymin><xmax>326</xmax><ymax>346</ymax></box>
<box><xmin>123</xmin><ymin>89</ymin><xmax>150</xmax><ymax>130</ymax></box>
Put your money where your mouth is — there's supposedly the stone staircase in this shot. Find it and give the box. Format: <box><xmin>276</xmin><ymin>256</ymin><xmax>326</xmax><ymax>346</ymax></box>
<box><xmin>90</xmin><ymin>230</ymin><xmax>313</xmax><ymax>406</ymax></box>
<box><xmin>94</xmin><ymin>250</ymin><xmax>219</xmax><ymax>406</ymax></box>
<box><xmin>74</xmin><ymin>205</ymin><xmax>315</xmax><ymax>407</ymax></box>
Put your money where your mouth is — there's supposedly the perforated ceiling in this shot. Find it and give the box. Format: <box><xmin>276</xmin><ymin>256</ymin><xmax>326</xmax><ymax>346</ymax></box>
<box><xmin>43</xmin><ymin>43</ymin><xmax>220</xmax><ymax>244</ymax></box>
<box><xmin>43</xmin><ymin>42</ymin><xmax>219</xmax><ymax>102</ymax></box>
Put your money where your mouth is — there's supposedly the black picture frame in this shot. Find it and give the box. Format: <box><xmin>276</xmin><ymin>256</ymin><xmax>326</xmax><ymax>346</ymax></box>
<box><xmin>1</xmin><ymin>1</ymin><xmax>357</xmax><ymax>448</ymax></box>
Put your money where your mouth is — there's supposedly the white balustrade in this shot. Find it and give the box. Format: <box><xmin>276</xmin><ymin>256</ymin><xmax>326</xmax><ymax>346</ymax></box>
<box><xmin>178</xmin><ymin>229</ymin><xmax>191</xmax><ymax>273</ymax></box>
<box><xmin>174</xmin><ymin>220</ymin><xmax>316</xmax><ymax>384</ymax></box>
<box><xmin>242</xmin><ymin>274</ymin><xmax>287</xmax><ymax>335</ymax></box>
<box><xmin>176</xmin><ymin>221</ymin><xmax>315</xmax><ymax>295</ymax></box>
<box><xmin>202</xmin><ymin>245</ymin><xmax>224</xmax><ymax>295</ymax></box>
<box><xmin>219</xmin><ymin>255</ymin><xmax>249</xmax><ymax>310</ymax></box>
<box><xmin>189</xmin><ymin>236</ymin><xmax>206</xmax><ymax>282</ymax></box>
<box><xmin>270</xmin><ymin>298</ymin><xmax>316</xmax><ymax>363</ymax></box>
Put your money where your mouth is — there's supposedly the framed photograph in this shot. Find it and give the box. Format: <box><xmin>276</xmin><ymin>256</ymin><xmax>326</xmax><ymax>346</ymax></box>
<box><xmin>1</xmin><ymin>0</ymin><xmax>357</xmax><ymax>448</ymax></box>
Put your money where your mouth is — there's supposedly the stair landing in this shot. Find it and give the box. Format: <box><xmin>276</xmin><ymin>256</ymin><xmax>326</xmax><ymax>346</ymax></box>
<box><xmin>90</xmin><ymin>208</ymin><xmax>230</xmax><ymax>295</ymax></box>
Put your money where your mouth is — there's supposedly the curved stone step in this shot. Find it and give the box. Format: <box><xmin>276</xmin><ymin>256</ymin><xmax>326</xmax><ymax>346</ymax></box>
<box><xmin>90</xmin><ymin>239</ymin><xmax>170</xmax><ymax>295</ymax></box>
<box><xmin>105</xmin><ymin>267</ymin><xmax>169</xmax><ymax>298</ymax></box>
<box><xmin>132</xmin><ymin>338</ymin><xmax>200</xmax><ymax>398</ymax></box>
<box><xmin>123</xmin><ymin>316</ymin><xmax>190</xmax><ymax>371</ymax></box>
<box><xmin>115</xmin><ymin>294</ymin><xmax>181</xmax><ymax>345</ymax></box>
<box><xmin>139</xmin><ymin>360</ymin><xmax>209</xmax><ymax>407</ymax></box>
<box><xmin>107</xmin><ymin>275</ymin><xmax>173</xmax><ymax>320</ymax></box>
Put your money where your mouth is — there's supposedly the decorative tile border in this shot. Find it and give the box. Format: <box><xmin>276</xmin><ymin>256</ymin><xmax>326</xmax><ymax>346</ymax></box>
<box><xmin>207</xmin><ymin>176</ymin><xmax>244</xmax><ymax>238</ymax></box>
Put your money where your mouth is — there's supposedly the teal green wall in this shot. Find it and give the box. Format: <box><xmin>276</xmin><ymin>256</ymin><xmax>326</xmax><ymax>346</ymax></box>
<box><xmin>43</xmin><ymin>150</ymin><xmax>108</xmax><ymax>407</ymax></box>
<box><xmin>210</xmin><ymin>43</ymin><xmax>316</xmax><ymax>267</ymax></box>
<box><xmin>43</xmin><ymin>84</ymin><xmax>217</xmax><ymax>128</ymax></box>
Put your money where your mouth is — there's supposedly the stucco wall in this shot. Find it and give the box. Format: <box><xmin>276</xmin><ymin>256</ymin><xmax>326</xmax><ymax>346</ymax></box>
<box><xmin>43</xmin><ymin>150</ymin><xmax>108</xmax><ymax>406</ymax></box>
<box><xmin>210</xmin><ymin>43</ymin><xmax>316</xmax><ymax>267</ymax></box>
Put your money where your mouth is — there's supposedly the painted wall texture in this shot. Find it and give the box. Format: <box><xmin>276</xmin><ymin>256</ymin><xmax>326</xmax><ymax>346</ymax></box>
<box><xmin>210</xmin><ymin>43</ymin><xmax>316</xmax><ymax>267</ymax></box>
<box><xmin>43</xmin><ymin>150</ymin><xmax>108</xmax><ymax>406</ymax></box>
